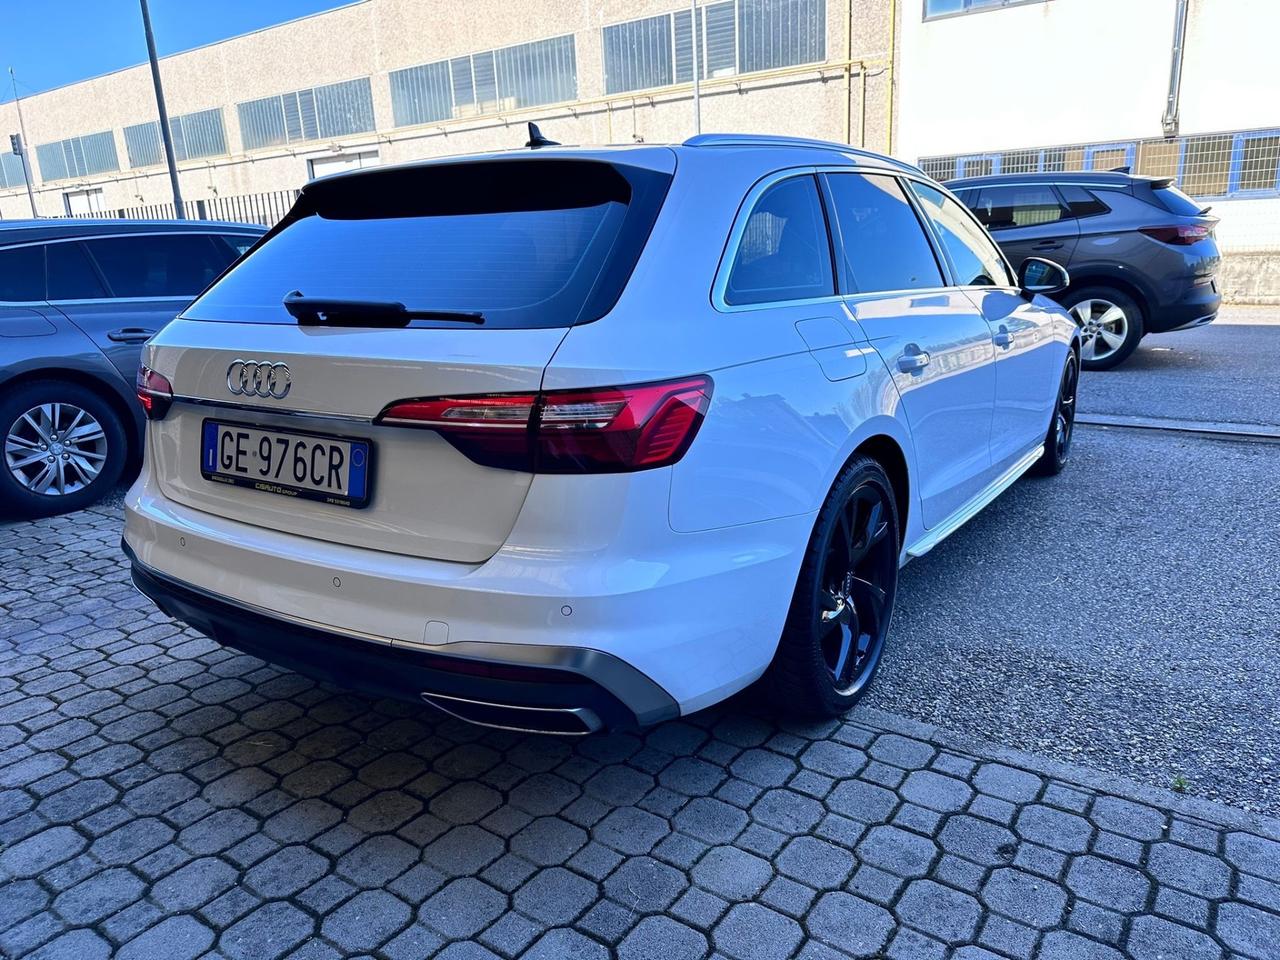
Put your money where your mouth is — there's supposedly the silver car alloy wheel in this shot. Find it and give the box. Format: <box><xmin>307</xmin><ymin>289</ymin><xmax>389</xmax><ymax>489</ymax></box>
<box><xmin>1072</xmin><ymin>298</ymin><xmax>1129</xmax><ymax>362</ymax></box>
<box><xmin>4</xmin><ymin>403</ymin><xmax>108</xmax><ymax>496</ymax></box>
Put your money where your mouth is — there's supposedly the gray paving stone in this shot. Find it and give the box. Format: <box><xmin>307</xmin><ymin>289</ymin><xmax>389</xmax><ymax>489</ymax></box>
<box><xmin>1147</xmin><ymin>842</ymin><xmax>1233</xmax><ymax>899</ymax></box>
<box><xmin>898</xmin><ymin>879</ymin><xmax>982</xmax><ymax>944</ymax></box>
<box><xmin>1037</xmin><ymin>930</ymin><xmax>1125</xmax><ymax>959</ymax></box>
<box><xmin>618</xmin><ymin>915</ymin><xmax>708</xmax><ymax>960</ymax></box>
<box><xmin>938</xmin><ymin>815</ymin><xmax>1017</xmax><ymax>866</ymax></box>
<box><xmin>1066</xmin><ymin>855</ymin><xmax>1152</xmax><ymax>912</ymax></box>
<box><xmin>776</xmin><ymin>835</ymin><xmax>855</xmax><ymax>888</ymax></box>
<box><xmin>713</xmin><ymin>903</ymin><xmax>803</xmax><ymax>960</ymax></box>
<box><xmin>690</xmin><ymin>846</ymin><xmax>773</xmax><ymax>900</ymax></box>
<box><xmin>221</xmin><ymin>901</ymin><xmax>314</xmax><ymax>960</ymax></box>
<box><xmin>901</xmin><ymin>769</ymin><xmax>974</xmax><ymax>812</ymax></box>
<box><xmin>980</xmin><ymin>867</ymin><xmax>1067</xmax><ymax>929</ymax></box>
<box><xmin>973</xmin><ymin>763</ymin><xmax>1042</xmax><ymax>803</ymax></box>
<box><xmin>857</xmin><ymin>824</ymin><xmax>939</xmax><ymax>878</ymax></box>
<box><xmin>513</xmin><ymin>865</ymin><xmax>598</xmax><ymax>924</ymax></box>
<box><xmin>419</xmin><ymin>878</ymin><xmax>506</xmax><ymax>940</ymax></box>
<box><xmin>605</xmin><ymin>855</ymin><xmax>687</xmax><ymax>912</ymax></box>
<box><xmin>1090</xmin><ymin>796</ymin><xmax>1167</xmax><ymax>841</ymax></box>
<box><xmin>1015</xmin><ymin>804</ymin><xmax>1092</xmax><ymax>853</ymax></box>
<box><xmin>1225</xmin><ymin>832</ymin><xmax>1280</xmax><ymax>879</ymax></box>
<box><xmin>117</xmin><ymin>915</ymin><xmax>215</xmax><ymax>960</ymax></box>
<box><xmin>1126</xmin><ymin>915</ymin><xmax>1224</xmax><ymax>960</ymax></box>
<box><xmin>806</xmin><ymin>891</ymin><xmax>894</xmax><ymax>955</ymax></box>
<box><xmin>1215</xmin><ymin>901</ymin><xmax>1280</xmax><ymax>959</ymax></box>
<box><xmin>23</xmin><ymin>928</ymin><xmax>114</xmax><ymax>960</ymax></box>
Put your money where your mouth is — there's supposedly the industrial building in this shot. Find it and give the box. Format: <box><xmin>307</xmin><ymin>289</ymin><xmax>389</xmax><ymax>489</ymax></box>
<box><xmin>1</xmin><ymin>0</ymin><xmax>1276</xmax><ymax>296</ymax></box>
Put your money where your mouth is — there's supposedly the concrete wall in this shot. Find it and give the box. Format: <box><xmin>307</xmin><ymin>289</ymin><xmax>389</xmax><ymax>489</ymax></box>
<box><xmin>0</xmin><ymin>0</ymin><xmax>894</xmax><ymax>220</ymax></box>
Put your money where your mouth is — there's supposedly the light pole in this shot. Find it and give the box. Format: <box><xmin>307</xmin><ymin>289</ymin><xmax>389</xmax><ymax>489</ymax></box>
<box><xmin>691</xmin><ymin>0</ymin><xmax>701</xmax><ymax>135</ymax></box>
<box><xmin>139</xmin><ymin>0</ymin><xmax>185</xmax><ymax>218</ymax></box>
<box><xmin>7</xmin><ymin>68</ymin><xmax>38</xmax><ymax>217</ymax></box>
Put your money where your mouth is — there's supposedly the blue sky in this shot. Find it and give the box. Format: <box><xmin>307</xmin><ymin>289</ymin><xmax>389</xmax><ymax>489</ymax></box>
<box><xmin>0</xmin><ymin>0</ymin><xmax>357</xmax><ymax>102</ymax></box>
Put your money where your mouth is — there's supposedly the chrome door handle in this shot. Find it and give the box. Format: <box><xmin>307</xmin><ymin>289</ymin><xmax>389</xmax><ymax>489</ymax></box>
<box><xmin>897</xmin><ymin>347</ymin><xmax>931</xmax><ymax>373</ymax></box>
<box><xmin>993</xmin><ymin>329</ymin><xmax>1014</xmax><ymax>349</ymax></box>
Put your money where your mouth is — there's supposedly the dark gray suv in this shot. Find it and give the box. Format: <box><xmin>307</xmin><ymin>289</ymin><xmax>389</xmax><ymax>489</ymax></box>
<box><xmin>947</xmin><ymin>172</ymin><xmax>1221</xmax><ymax>369</ymax></box>
<box><xmin>1</xmin><ymin>219</ymin><xmax>265</xmax><ymax>517</ymax></box>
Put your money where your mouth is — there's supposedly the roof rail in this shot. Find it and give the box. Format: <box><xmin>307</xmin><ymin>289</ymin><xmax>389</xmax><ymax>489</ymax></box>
<box><xmin>682</xmin><ymin>133</ymin><xmax>923</xmax><ymax>174</ymax></box>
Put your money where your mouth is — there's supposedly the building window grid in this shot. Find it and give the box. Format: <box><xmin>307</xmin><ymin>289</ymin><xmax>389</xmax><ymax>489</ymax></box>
<box><xmin>602</xmin><ymin>0</ymin><xmax>823</xmax><ymax>97</ymax></box>
<box><xmin>34</xmin><ymin>131</ymin><xmax>120</xmax><ymax>183</ymax></box>
<box><xmin>389</xmin><ymin>34</ymin><xmax>577</xmax><ymax>129</ymax></box>
<box><xmin>0</xmin><ymin>151</ymin><xmax>26</xmax><ymax>190</ymax></box>
<box><xmin>237</xmin><ymin>77</ymin><xmax>375</xmax><ymax>152</ymax></box>
<box><xmin>923</xmin><ymin>128</ymin><xmax>1280</xmax><ymax>200</ymax></box>
<box><xmin>124</xmin><ymin>108</ymin><xmax>228</xmax><ymax>169</ymax></box>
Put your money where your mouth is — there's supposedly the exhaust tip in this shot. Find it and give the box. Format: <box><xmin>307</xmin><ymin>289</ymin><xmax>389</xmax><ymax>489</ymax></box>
<box><xmin>421</xmin><ymin>692</ymin><xmax>602</xmax><ymax>736</ymax></box>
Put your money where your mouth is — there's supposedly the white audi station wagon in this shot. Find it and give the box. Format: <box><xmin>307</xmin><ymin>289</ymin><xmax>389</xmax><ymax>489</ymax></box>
<box><xmin>124</xmin><ymin>133</ymin><xmax>1080</xmax><ymax>734</ymax></box>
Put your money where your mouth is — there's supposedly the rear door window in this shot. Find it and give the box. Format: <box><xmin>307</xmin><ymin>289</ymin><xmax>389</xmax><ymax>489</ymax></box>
<box><xmin>47</xmin><ymin>242</ymin><xmax>108</xmax><ymax>300</ymax></box>
<box><xmin>186</xmin><ymin>159</ymin><xmax>672</xmax><ymax>328</ymax></box>
<box><xmin>83</xmin><ymin>234</ymin><xmax>237</xmax><ymax>298</ymax></box>
<box><xmin>909</xmin><ymin>181</ymin><xmax>1013</xmax><ymax>287</ymax></box>
<box><xmin>725</xmin><ymin>175</ymin><xmax>835</xmax><ymax>306</ymax></box>
<box><xmin>970</xmin><ymin>185</ymin><xmax>1071</xmax><ymax>230</ymax></box>
<box><xmin>824</xmin><ymin>173</ymin><xmax>943</xmax><ymax>293</ymax></box>
<box><xmin>0</xmin><ymin>245</ymin><xmax>44</xmax><ymax>302</ymax></box>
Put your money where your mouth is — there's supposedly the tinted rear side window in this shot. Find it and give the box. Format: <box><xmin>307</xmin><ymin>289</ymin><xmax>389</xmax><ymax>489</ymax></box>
<box><xmin>85</xmin><ymin>234</ymin><xmax>235</xmax><ymax>298</ymax></box>
<box><xmin>970</xmin><ymin>185</ymin><xmax>1070</xmax><ymax>230</ymax></box>
<box><xmin>186</xmin><ymin>160</ymin><xmax>672</xmax><ymax>328</ymax></box>
<box><xmin>0</xmin><ymin>246</ymin><xmax>44</xmax><ymax>301</ymax></box>
<box><xmin>1058</xmin><ymin>185</ymin><xmax>1110</xmax><ymax>219</ymax></box>
<box><xmin>725</xmin><ymin>176</ymin><xmax>834</xmax><ymax>306</ymax></box>
<box><xmin>824</xmin><ymin>173</ymin><xmax>943</xmax><ymax>293</ymax></box>
<box><xmin>47</xmin><ymin>242</ymin><xmax>108</xmax><ymax>300</ymax></box>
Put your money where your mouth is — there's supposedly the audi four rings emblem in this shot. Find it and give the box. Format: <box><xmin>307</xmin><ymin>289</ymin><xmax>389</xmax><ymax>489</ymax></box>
<box><xmin>227</xmin><ymin>360</ymin><xmax>292</xmax><ymax>399</ymax></box>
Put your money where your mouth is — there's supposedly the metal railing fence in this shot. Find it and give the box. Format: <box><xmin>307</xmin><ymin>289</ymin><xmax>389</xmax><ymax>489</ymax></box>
<box><xmin>58</xmin><ymin>188</ymin><xmax>299</xmax><ymax>227</ymax></box>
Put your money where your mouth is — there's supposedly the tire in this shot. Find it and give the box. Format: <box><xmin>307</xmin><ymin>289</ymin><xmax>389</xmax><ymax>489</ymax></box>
<box><xmin>765</xmin><ymin>455</ymin><xmax>900</xmax><ymax>719</ymax></box>
<box><xmin>1063</xmin><ymin>286</ymin><xmax>1144</xmax><ymax>370</ymax></box>
<box><xmin>1031</xmin><ymin>350</ymin><xmax>1079</xmax><ymax>477</ymax></box>
<box><xmin>0</xmin><ymin>380</ymin><xmax>127</xmax><ymax>519</ymax></box>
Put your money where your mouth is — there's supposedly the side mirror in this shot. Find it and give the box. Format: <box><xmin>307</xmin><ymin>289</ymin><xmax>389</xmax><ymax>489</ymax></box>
<box><xmin>1019</xmin><ymin>257</ymin><xmax>1070</xmax><ymax>296</ymax></box>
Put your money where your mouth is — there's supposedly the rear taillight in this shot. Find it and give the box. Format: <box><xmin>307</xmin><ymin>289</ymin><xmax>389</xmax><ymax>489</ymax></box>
<box><xmin>1139</xmin><ymin>224</ymin><xmax>1213</xmax><ymax>246</ymax></box>
<box><xmin>136</xmin><ymin>365</ymin><xmax>173</xmax><ymax>420</ymax></box>
<box><xmin>378</xmin><ymin>376</ymin><xmax>713</xmax><ymax>473</ymax></box>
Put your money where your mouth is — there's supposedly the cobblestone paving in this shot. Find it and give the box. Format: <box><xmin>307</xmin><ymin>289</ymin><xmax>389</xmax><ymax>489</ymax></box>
<box><xmin>2</xmin><ymin>503</ymin><xmax>1279</xmax><ymax>960</ymax></box>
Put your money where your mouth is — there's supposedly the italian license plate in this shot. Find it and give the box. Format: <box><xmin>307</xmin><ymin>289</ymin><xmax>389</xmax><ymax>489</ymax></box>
<box><xmin>200</xmin><ymin>419</ymin><xmax>372</xmax><ymax>508</ymax></box>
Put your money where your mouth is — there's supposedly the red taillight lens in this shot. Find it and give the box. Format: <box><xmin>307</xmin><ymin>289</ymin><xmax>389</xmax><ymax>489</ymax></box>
<box><xmin>378</xmin><ymin>376</ymin><xmax>713</xmax><ymax>473</ymax></box>
<box><xmin>136</xmin><ymin>365</ymin><xmax>173</xmax><ymax>420</ymax></box>
<box><xmin>1139</xmin><ymin>224</ymin><xmax>1212</xmax><ymax>245</ymax></box>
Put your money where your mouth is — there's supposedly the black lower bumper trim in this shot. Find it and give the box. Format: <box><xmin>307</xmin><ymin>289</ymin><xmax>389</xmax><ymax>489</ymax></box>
<box><xmin>123</xmin><ymin>544</ymin><xmax>671</xmax><ymax>732</ymax></box>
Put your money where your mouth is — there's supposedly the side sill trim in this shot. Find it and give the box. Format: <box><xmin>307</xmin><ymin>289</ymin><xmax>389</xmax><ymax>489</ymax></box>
<box><xmin>905</xmin><ymin>444</ymin><xmax>1044</xmax><ymax>559</ymax></box>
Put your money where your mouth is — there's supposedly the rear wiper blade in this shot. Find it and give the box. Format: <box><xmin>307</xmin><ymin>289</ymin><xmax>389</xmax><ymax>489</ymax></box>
<box><xmin>283</xmin><ymin>291</ymin><xmax>485</xmax><ymax>326</ymax></box>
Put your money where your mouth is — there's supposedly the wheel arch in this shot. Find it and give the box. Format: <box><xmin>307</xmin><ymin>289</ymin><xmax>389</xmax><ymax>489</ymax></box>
<box><xmin>0</xmin><ymin>366</ymin><xmax>143</xmax><ymax>466</ymax></box>
<box><xmin>1059</xmin><ymin>271</ymin><xmax>1151</xmax><ymax>321</ymax></box>
<box><xmin>850</xmin><ymin>433</ymin><xmax>910</xmax><ymax>543</ymax></box>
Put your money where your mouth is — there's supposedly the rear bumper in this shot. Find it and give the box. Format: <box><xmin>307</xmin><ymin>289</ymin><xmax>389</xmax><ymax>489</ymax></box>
<box><xmin>122</xmin><ymin>469</ymin><xmax>810</xmax><ymax>722</ymax></box>
<box><xmin>1149</xmin><ymin>283</ymin><xmax>1222</xmax><ymax>334</ymax></box>
<box><xmin>125</xmin><ymin>540</ymin><xmax>675</xmax><ymax>732</ymax></box>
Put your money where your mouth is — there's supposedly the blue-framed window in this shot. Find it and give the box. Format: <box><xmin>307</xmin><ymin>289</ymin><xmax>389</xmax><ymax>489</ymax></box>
<box><xmin>1083</xmin><ymin>142</ymin><xmax>1135</xmax><ymax>172</ymax></box>
<box><xmin>920</xmin><ymin>127</ymin><xmax>1280</xmax><ymax>200</ymax></box>
<box><xmin>1228</xmin><ymin>130</ymin><xmax>1280</xmax><ymax>197</ymax></box>
<box><xmin>924</xmin><ymin>0</ymin><xmax>1048</xmax><ymax>21</ymax></box>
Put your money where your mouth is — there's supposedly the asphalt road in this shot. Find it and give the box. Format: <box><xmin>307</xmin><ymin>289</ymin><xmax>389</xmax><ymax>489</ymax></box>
<box><xmin>867</xmin><ymin>308</ymin><xmax>1280</xmax><ymax>815</ymax></box>
<box><xmin>1077</xmin><ymin>305</ymin><xmax>1280</xmax><ymax>428</ymax></box>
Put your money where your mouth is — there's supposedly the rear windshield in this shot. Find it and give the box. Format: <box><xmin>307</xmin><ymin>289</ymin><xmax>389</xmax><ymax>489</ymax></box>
<box><xmin>184</xmin><ymin>159</ymin><xmax>671</xmax><ymax>329</ymax></box>
<box><xmin>1153</xmin><ymin>184</ymin><xmax>1207</xmax><ymax>217</ymax></box>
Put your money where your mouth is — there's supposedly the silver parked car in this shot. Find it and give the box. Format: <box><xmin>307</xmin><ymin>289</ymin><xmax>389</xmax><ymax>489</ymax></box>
<box><xmin>0</xmin><ymin>219</ymin><xmax>265</xmax><ymax>516</ymax></box>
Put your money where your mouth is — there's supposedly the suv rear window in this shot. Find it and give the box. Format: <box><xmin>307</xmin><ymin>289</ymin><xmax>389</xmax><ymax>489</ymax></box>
<box><xmin>1152</xmin><ymin>184</ymin><xmax>1208</xmax><ymax>216</ymax></box>
<box><xmin>185</xmin><ymin>159</ymin><xmax>672</xmax><ymax>329</ymax></box>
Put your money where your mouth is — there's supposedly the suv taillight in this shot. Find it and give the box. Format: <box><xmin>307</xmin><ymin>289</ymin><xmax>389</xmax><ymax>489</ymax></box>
<box><xmin>377</xmin><ymin>376</ymin><xmax>713</xmax><ymax>473</ymax></box>
<box><xmin>136</xmin><ymin>365</ymin><xmax>173</xmax><ymax>420</ymax></box>
<box><xmin>1139</xmin><ymin>224</ymin><xmax>1213</xmax><ymax>246</ymax></box>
